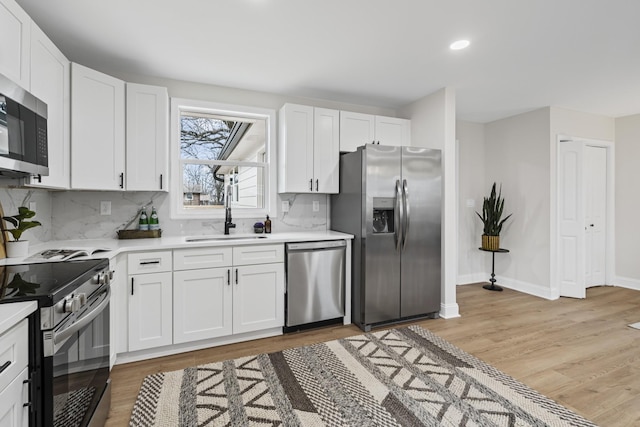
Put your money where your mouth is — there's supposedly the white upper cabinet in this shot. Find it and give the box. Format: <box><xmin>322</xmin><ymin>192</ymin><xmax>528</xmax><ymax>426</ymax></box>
<box><xmin>126</xmin><ymin>83</ymin><xmax>169</xmax><ymax>191</ymax></box>
<box><xmin>0</xmin><ymin>0</ymin><xmax>30</xmax><ymax>89</ymax></box>
<box><xmin>339</xmin><ymin>111</ymin><xmax>375</xmax><ymax>152</ymax></box>
<box><xmin>71</xmin><ymin>63</ymin><xmax>125</xmax><ymax>190</ymax></box>
<box><xmin>28</xmin><ymin>23</ymin><xmax>70</xmax><ymax>189</ymax></box>
<box><xmin>374</xmin><ymin>116</ymin><xmax>411</xmax><ymax>147</ymax></box>
<box><xmin>340</xmin><ymin>111</ymin><xmax>410</xmax><ymax>152</ymax></box>
<box><xmin>278</xmin><ymin>103</ymin><xmax>339</xmax><ymax>193</ymax></box>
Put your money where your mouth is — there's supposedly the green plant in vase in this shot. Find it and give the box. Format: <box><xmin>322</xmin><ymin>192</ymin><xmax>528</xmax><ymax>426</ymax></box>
<box><xmin>476</xmin><ymin>183</ymin><xmax>512</xmax><ymax>251</ymax></box>
<box><xmin>2</xmin><ymin>206</ymin><xmax>42</xmax><ymax>258</ymax></box>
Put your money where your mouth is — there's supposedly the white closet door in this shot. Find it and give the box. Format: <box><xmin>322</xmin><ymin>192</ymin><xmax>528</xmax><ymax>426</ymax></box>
<box><xmin>585</xmin><ymin>146</ymin><xmax>607</xmax><ymax>287</ymax></box>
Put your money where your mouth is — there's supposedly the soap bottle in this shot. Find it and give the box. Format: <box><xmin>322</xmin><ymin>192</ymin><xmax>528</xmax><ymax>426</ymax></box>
<box><xmin>138</xmin><ymin>207</ymin><xmax>149</xmax><ymax>231</ymax></box>
<box><xmin>149</xmin><ymin>206</ymin><xmax>160</xmax><ymax>231</ymax></box>
<box><xmin>264</xmin><ymin>215</ymin><xmax>272</xmax><ymax>234</ymax></box>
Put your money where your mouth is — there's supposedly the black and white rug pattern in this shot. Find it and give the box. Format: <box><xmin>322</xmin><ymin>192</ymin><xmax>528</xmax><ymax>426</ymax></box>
<box><xmin>130</xmin><ymin>325</ymin><xmax>596</xmax><ymax>426</ymax></box>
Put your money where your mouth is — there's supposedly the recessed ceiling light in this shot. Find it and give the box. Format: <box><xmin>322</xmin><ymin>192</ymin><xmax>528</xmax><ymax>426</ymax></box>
<box><xmin>450</xmin><ymin>40</ymin><xmax>470</xmax><ymax>50</ymax></box>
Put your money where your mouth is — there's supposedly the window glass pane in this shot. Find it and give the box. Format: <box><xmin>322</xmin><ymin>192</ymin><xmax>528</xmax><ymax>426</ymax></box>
<box><xmin>181</xmin><ymin>163</ymin><xmax>265</xmax><ymax>209</ymax></box>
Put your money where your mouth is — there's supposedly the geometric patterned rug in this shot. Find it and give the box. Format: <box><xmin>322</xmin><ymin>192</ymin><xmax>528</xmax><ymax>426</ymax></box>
<box><xmin>129</xmin><ymin>325</ymin><xmax>597</xmax><ymax>426</ymax></box>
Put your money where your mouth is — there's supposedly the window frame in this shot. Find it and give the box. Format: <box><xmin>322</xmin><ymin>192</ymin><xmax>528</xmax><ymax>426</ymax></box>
<box><xmin>169</xmin><ymin>98</ymin><xmax>276</xmax><ymax>220</ymax></box>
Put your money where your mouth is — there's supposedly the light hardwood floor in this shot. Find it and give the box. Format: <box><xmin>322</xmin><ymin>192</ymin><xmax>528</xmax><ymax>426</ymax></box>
<box><xmin>106</xmin><ymin>284</ymin><xmax>640</xmax><ymax>426</ymax></box>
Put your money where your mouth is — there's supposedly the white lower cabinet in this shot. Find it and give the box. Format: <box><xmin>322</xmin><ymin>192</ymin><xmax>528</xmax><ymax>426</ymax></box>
<box><xmin>232</xmin><ymin>263</ymin><xmax>284</xmax><ymax>334</ymax></box>
<box><xmin>125</xmin><ymin>245</ymin><xmax>284</xmax><ymax>355</ymax></box>
<box><xmin>173</xmin><ymin>267</ymin><xmax>232</xmax><ymax>344</ymax></box>
<box><xmin>0</xmin><ymin>367</ymin><xmax>29</xmax><ymax>427</ymax></box>
<box><xmin>128</xmin><ymin>271</ymin><xmax>173</xmax><ymax>352</ymax></box>
<box><xmin>0</xmin><ymin>317</ymin><xmax>30</xmax><ymax>427</ymax></box>
<box><xmin>173</xmin><ymin>245</ymin><xmax>285</xmax><ymax>343</ymax></box>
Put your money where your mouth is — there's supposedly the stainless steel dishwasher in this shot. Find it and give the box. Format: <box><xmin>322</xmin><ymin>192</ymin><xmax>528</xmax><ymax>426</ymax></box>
<box><xmin>285</xmin><ymin>240</ymin><xmax>346</xmax><ymax>330</ymax></box>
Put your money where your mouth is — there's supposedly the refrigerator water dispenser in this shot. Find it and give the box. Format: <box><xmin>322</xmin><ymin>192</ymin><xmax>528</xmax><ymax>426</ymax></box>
<box><xmin>372</xmin><ymin>197</ymin><xmax>394</xmax><ymax>233</ymax></box>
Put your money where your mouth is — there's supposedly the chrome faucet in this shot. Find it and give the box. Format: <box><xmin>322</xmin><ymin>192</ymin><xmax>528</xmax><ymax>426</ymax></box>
<box><xmin>224</xmin><ymin>185</ymin><xmax>235</xmax><ymax>235</ymax></box>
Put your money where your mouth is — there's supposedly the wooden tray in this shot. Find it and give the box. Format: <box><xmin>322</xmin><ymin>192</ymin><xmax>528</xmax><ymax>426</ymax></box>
<box><xmin>117</xmin><ymin>229</ymin><xmax>162</xmax><ymax>239</ymax></box>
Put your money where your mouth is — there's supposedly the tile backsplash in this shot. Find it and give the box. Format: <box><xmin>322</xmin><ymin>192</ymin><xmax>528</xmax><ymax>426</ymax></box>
<box><xmin>0</xmin><ymin>187</ymin><xmax>329</xmax><ymax>243</ymax></box>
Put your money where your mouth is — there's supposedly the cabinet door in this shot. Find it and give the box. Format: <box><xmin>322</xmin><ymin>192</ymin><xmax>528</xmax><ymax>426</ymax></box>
<box><xmin>339</xmin><ymin>111</ymin><xmax>374</xmax><ymax>152</ymax></box>
<box><xmin>374</xmin><ymin>116</ymin><xmax>411</xmax><ymax>147</ymax></box>
<box><xmin>278</xmin><ymin>103</ymin><xmax>314</xmax><ymax>193</ymax></box>
<box><xmin>173</xmin><ymin>267</ymin><xmax>232</xmax><ymax>343</ymax></box>
<box><xmin>233</xmin><ymin>263</ymin><xmax>284</xmax><ymax>334</ymax></box>
<box><xmin>0</xmin><ymin>367</ymin><xmax>29</xmax><ymax>427</ymax></box>
<box><xmin>28</xmin><ymin>23</ymin><xmax>70</xmax><ymax>189</ymax></box>
<box><xmin>71</xmin><ymin>62</ymin><xmax>125</xmax><ymax>190</ymax></box>
<box><xmin>128</xmin><ymin>272</ymin><xmax>172</xmax><ymax>351</ymax></box>
<box><xmin>0</xmin><ymin>0</ymin><xmax>30</xmax><ymax>89</ymax></box>
<box><xmin>313</xmin><ymin>107</ymin><xmax>340</xmax><ymax>193</ymax></box>
<box><xmin>126</xmin><ymin>83</ymin><xmax>169</xmax><ymax>191</ymax></box>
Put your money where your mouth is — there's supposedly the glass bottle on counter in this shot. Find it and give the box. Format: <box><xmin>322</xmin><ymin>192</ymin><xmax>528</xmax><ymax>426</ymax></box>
<box><xmin>149</xmin><ymin>206</ymin><xmax>160</xmax><ymax>231</ymax></box>
<box><xmin>264</xmin><ymin>215</ymin><xmax>272</xmax><ymax>234</ymax></box>
<box><xmin>138</xmin><ymin>207</ymin><xmax>149</xmax><ymax>231</ymax></box>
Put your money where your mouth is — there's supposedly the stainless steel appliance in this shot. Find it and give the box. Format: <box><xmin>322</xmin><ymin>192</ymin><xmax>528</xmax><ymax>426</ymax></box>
<box><xmin>0</xmin><ymin>259</ymin><xmax>112</xmax><ymax>427</ymax></box>
<box><xmin>0</xmin><ymin>72</ymin><xmax>49</xmax><ymax>177</ymax></box>
<box><xmin>331</xmin><ymin>144</ymin><xmax>441</xmax><ymax>331</ymax></box>
<box><xmin>285</xmin><ymin>240</ymin><xmax>345</xmax><ymax>331</ymax></box>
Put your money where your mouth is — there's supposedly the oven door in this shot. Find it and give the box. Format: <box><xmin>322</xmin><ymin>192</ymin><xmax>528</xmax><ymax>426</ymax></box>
<box><xmin>42</xmin><ymin>285</ymin><xmax>110</xmax><ymax>427</ymax></box>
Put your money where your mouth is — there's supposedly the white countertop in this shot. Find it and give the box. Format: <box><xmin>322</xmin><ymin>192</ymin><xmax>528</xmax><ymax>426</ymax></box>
<box><xmin>0</xmin><ymin>230</ymin><xmax>353</xmax><ymax>266</ymax></box>
<box><xmin>0</xmin><ymin>301</ymin><xmax>38</xmax><ymax>335</ymax></box>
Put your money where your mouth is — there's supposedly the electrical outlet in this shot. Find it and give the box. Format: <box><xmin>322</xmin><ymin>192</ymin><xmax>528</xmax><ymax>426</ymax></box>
<box><xmin>29</xmin><ymin>201</ymin><xmax>36</xmax><ymax>212</ymax></box>
<box><xmin>100</xmin><ymin>201</ymin><xmax>111</xmax><ymax>215</ymax></box>
<box><xmin>312</xmin><ymin>200</ymin><xmax>320</xmax><ymax>212</ymax></box>
<box><xmin>282</xmin><ymin>201</ymin><xmax>289</xmax><ymax>213</ymax></box>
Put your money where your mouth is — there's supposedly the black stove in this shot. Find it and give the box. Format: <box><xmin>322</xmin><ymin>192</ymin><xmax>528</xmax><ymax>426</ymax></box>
<box><xmin>0</xmin><ymin>258</ymin><xmax>112</xmax><ymax>427</ymax></box>
<box><xmin>0</xmin><ymin>258</ymin><xmax>109</xmax><ymax>306</ymax></box>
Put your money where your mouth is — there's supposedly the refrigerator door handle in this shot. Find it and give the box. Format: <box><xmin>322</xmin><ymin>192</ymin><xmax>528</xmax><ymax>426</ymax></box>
<box><xmin>395</xmin><ymin>179</ymin><xmax>403</xmax><ymax>252</ymax></box>
<box><xmin>402</xmin><ymin>179</ymin><xmax>410</xmax><ymax>251</ymax></box>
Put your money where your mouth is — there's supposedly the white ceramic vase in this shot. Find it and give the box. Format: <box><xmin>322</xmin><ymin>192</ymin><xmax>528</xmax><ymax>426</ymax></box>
<box><xmin>6</xmin><ymin>240</ymin><xmax>29</xmax><ymax>258</ymax></box>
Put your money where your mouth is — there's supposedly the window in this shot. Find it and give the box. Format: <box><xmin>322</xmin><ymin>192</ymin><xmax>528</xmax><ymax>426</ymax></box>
<box><xmin>170</xmin><ymin>99</ymin><xmax>276</xmax><ymax>219</ymax></box>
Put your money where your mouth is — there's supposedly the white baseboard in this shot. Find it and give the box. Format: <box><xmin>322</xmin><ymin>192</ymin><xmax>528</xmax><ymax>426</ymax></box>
<box><xmin>494</xmin><ymin>275</ymin><xmax>559</xmax><ymax>300</ymax></box>
<box><xmin>613</xmin><ymin>276</ymin><xmax>640</xmax><ymax>291</ymax></box>
<box><xmin>439</xmin><ymin>302</ymin><xmax>460</xmax><ymax>319</ymax></box>
<box><xmin>457</xmin><ymin>272</ymin><xmax>489</xmax><ymax>285</ymax></box>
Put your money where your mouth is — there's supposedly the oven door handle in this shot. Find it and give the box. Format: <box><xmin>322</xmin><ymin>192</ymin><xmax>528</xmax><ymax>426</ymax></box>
<box><xmin>53</xmin><ymin>286</ymin><xmax>111</xmax><ymax>348</ymax></box>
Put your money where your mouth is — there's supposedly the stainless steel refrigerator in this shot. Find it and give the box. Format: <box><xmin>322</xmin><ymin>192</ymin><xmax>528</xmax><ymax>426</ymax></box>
<box><xmin>331</xmin><ymin>144</ymin><xmax>441</xmax><ymax>331</ymax></box>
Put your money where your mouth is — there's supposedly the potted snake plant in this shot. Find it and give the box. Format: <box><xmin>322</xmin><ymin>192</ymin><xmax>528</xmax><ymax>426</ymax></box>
<box><xmin>2</xmin><ymin>206</ymin><xmax>41</xmax><ymax>258</ymax></box>
<box><xmin>476</xmin><ymin>183</ymin><xmax>512</xmax><ymax>251</ymax></box>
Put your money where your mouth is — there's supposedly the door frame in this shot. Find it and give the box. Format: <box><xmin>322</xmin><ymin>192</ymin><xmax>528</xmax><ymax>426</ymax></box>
<box><xmin>553</xmin><ymin>134</ymin><xmax>615</xmax><ymax>297</ymax></box>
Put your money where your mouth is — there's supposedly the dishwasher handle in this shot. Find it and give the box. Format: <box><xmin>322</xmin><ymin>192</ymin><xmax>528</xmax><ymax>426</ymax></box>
<box><xmin>286</xmin><ymin>240</ymin><xmax>346</xmax><ymax>252</ymax></box>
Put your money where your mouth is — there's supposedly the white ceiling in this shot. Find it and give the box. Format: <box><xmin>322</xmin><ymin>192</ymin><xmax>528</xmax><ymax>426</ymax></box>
<box><xmin>16</xmin><ymin>0</ymin><xmax>640</xmax><ymax>123</ymax></box>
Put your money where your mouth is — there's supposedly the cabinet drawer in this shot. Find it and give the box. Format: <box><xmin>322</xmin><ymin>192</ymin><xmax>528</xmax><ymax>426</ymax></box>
<box><xmin>0</xmin><ymin>319</ymin><xmax>28</xmax><ymax>392</ymax></box>
<box><xmin>174</xmin><ymin>247</ymin><xmax>233</xmax><ymax>271</ymax></box>
<box><xmin>128</xmin><ymin>251</ymin><xmax>172</xmax><ymax>275</ymax></box>
<box><xmin>233</xmin><ymin>244</ymin><xmax>284</xmax><ymax>266</ymax></box>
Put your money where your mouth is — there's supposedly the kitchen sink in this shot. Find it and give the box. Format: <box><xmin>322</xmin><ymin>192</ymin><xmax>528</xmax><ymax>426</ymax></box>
<box><xmin>184</xmin><ymin>235</ymin><xmax>268</xmax><ymax>242</ymax></box>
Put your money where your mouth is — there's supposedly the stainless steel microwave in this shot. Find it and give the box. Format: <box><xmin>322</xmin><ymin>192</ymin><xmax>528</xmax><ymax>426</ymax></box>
<box><xmin>0</xmin><ymin>72</ymin><xmax>48</xmax><ymax>177</ymax></box>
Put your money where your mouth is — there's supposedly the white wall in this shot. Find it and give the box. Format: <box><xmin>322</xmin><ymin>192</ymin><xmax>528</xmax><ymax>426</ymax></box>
<box><xmin>399</xmin><ymin>87</ymin><xmax>459</xmax><ymax>318</ymax></box>
<box><xmin>456</xmin><ymin>120</ymin><xmax>486</xmax><ymax>283</ymax></box>
<box><xmin>614</xmin><ymin>114</ymin><xmax>640</xmax><ymax>287</ymax></box>
<box><xmin>485</xmin><ymin>107</ymin><xmax>552</xmax><ymax>296</ymax></box>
